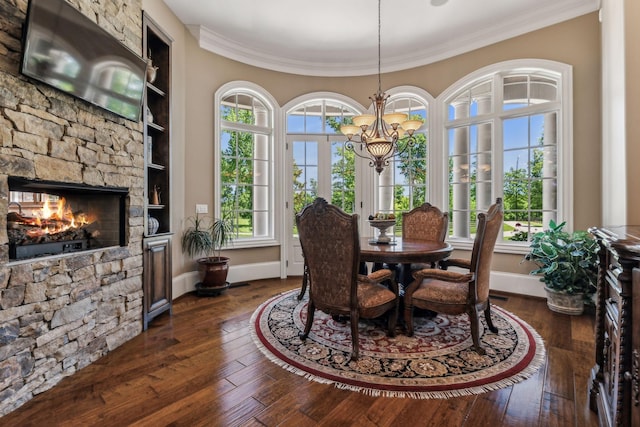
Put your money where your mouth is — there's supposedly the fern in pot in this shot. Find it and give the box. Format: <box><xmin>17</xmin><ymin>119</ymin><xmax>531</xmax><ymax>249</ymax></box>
<box><xmin>523</xmin><ymin>220</ymin><xmax>598</xmax><ymax>315</ymax></box>
<box><xmin>181</xmin><ymin>213</ymin><xmax>234</xmax><ymax>294</ymax></box>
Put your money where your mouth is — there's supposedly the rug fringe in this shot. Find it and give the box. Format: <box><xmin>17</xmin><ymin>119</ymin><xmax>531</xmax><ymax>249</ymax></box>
<box><xmin>249</xmin><ymin>290</ymin><xmax>547</xmax><ymax>400</ymax></box>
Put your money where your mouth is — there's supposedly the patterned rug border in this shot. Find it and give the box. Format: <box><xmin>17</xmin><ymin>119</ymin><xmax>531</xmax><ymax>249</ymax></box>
<box><xmin>250</xmin><ymin>289</ymin><xmax>546</xmax><ymax>399</ymax></box>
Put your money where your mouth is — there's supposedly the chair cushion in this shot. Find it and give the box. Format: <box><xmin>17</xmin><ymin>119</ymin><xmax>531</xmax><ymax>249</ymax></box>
<box><xmin>412</xmin><ymin>279</ymin><xmax>468</xmax><ymax>305</ymax></box>
<box><xmin>357</xmin><ymin>281</ymin><xmax>396</xmax><ymax>309</ymax></box>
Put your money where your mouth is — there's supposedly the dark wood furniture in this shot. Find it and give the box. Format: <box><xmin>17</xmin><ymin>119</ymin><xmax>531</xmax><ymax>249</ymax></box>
<box><xmin>402</xmin><ymin>202</ymin><xmax>449</xmax><ymax>271</ymax></box>
<box><xmin>359</xmin><ymin>237</ymin><xmax>453</xmax><ymax>286</ymax></box>
<box><xmin>359</xmin><ymin>238</ymin><xmax>453</xmax><ymax>265</ymax></box>
<box><xmin>142</xmin><ymin>13</ymin><xmax>172</xmax><ymax>330</ymax></box>
<box><xmin>296</xmin><ymin>198</ymin><xmax>399</xmax><ymax>360</ymax></box>
<box><xmin>403</xmin><ymin>198</ymin><xmax>503</xmax><ymax>352</ymax></box>
<box><xmin>298</xmin><ymin>234</ymin><xmax>453</xmax><ymax>300</ymax></box>
<box><xmin>588</xmin><ymin>226</ymin><xmax>640</xmax><ymax>427</ymax></box>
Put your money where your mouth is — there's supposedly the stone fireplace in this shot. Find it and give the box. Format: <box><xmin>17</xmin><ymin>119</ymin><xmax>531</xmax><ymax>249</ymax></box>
<box><xmin>7</xmin><ymin>177</ymin><xmax>128</xmax><ymax>261</ymax></box>
<box><xmin>0</xmin><ymin>0</ymin><xmax>145</xmax><ymax>417</ymax></box>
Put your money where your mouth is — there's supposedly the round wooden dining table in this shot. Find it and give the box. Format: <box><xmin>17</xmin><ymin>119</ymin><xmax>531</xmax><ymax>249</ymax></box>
<box><xmin>359</xmin><ymin>237</ymin><xmax>453</xmax><ymax>287</ymax></box>
<box><xmin>360</xmin><ymin>237</ymin><xmax>452</xmax><ymax>264</ymax></box>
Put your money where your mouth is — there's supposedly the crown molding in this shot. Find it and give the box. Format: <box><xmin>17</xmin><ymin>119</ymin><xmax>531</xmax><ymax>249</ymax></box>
<box><xmin>189</xmin><ymin>0</ymin><xmax>599</xmax><ymax>77</ymax></box>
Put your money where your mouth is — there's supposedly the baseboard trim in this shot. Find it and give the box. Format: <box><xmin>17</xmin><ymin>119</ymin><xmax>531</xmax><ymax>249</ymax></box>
<box><xmin>489</xmin><ymin>271</ymin><xmax>546</xmax><ymax>298</ymax></box>
<box><xmin>174</xmin><ymin>262</ymin><xmax>544</xmax><ymax>299</ymax></box>
<box><xmin>173</xmin><ymin>261</ymin><xmax>281</xmax><ymax>299</ymax></box>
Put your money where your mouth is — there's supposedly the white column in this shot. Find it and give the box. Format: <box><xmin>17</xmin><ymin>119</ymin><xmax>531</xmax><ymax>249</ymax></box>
<box><xmin>542</xmin><ymin>112</ymin><xmax>557</xmax><ymax>227</ymax></box>
<box><xmin>378</xmin><ymin>163</ymin><xmax>394</xmax><ymax>212</ymax></box>
<box><xmin>254</xmin><ymin>108</ymin><xmax>269</xmax><ymax>237</ymax></box>
<box><xmin>476</xmin><ymin>95</ymin><xmax>492</xmax><ymax>211</ymax></box>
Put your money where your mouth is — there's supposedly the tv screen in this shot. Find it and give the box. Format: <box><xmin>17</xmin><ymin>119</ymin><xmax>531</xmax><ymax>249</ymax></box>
<box><xmin>20</xmin><ymin>0</ymin><xmax>147</xmax><ymax>121</ymax></box>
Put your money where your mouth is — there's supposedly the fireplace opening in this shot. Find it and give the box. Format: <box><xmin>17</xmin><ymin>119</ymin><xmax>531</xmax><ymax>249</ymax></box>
<box><xmin>7</xmin><ymin>177</ymin><xmax>128</xmax><ymax>261</ymax></box>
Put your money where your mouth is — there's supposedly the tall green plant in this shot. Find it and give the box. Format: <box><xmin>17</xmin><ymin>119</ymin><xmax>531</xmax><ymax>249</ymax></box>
<box><xmin>181</xmin><ymin>214</ymin><xmax>234</xmax><ymax>259</ymax></box>
<box><xmin>523</xmin><ymin>220</ymin><xmax>598</xmax><ymax>296</ymax></box>
<box><xmin>181</xmin><ymin>214</ymin><xmax>214</xmax><ymax>258</ymax></box>
<box><xmin>211</xmin><ymin>216</ymin><xmax>234</xmax><ymax>258</ymax></box>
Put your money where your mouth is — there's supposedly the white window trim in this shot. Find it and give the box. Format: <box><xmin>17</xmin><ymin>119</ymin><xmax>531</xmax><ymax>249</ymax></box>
<box><xmin>214</xmin><ymin>81</ymin><xmax>281</xmax><ymax>249</ymax></box>
<box><xmin>435</xmin><ymin>59</ymin><xmax>573</xmax><ymax>254</ymax></box>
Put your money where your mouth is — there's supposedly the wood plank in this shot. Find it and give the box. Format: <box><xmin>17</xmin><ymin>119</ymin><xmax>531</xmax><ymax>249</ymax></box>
<box><xmin>0</xmin><ymin>277</ymin><xmax>601</xmax><ymax>426</ymax></box>
<box><xmin>502</xmin><ymin>359</ymin><xmax>546</xmax><ymax>426</ymax></box>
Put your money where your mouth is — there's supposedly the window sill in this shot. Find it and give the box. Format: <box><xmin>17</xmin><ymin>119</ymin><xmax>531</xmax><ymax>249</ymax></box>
<box><xmin>447</xmin><ymin>238</ymin><xmax>530</xmax><ymax>255</ymax></box>
<box><xmin>222</xmin><ymin>238</ymin><xmax>280</xmax><ymax>250</ymax></box>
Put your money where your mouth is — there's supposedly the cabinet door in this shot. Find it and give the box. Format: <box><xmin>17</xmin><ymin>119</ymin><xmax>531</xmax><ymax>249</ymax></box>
<box><xmin>143</xmin><ymin>236</ymin><xmax>172</xmax><ymax>329</ymax></box>
<box><xmin>632</xmin><ymin>268</ymin><xmax>640</xmax><ymax>426</ymax></box>
<box><xmin>603</xmin><ymin>304</ymin><xmax>620</xmax><ymax>425</ymax></box>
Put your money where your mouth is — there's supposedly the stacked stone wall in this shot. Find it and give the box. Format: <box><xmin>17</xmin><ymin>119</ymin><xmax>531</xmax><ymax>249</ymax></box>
<box><xmin>0</xmin><ymin>0</ymin><xmax>144</xmax><ymax>416</ymax></box>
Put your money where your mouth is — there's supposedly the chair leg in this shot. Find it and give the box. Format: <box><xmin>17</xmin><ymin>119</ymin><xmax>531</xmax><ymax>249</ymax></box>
<box><xmin>299</xmin><ymin>301</ymin><xmax>315</xmax><ymax>340</ymax></box>
<box><xmin>469</xmin><ymin>308</ymin><xmax>485</xmax><ymax>355</ymax></box>
<box><xmin>350</xmin><ymin>310</ymin><xmax>359</xmax><ymax>361</ymax></box>
<box><xmin>484</xmin><ymin>302</ymin><xmax>498</xmax><ymax>333</ymax></box>
<box><xmin>297</xmin><ymin>263</ymin><xmax>308</xmax><ymax>300</ymax></box>
<box><xmin>404</xmin><ymin>303</ymin><xmax>414</xmax><ymax>336</ymax></box>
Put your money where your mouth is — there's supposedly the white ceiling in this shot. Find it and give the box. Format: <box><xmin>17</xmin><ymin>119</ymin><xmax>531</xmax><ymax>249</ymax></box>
<box><xmin>162</xmin><ymin>0</ymin><xmax>600</xmax><ymax>77</ymax></box>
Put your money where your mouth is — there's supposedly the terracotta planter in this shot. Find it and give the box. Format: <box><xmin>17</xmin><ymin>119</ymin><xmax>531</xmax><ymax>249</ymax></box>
<box><xmin>544</xmin><ymin>287</ymin><xmax>584</xmax><ymax>315</ymax></box>
<box><xmin>197</xmin><ymin>256</ymin><xmax>230</xmax><ymax>289</ymax></box>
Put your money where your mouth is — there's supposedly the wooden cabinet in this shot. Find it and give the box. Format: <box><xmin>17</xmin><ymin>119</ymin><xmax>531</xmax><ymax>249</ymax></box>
<box><xmin>589</xmin><ymin>226</ymin><xmax>640</xmax><ymax>427</ymax></box>
<box><xmin>143</xmin><ymin>236</ymin><xmax>172</xmax><ymax>330</ymax></box>
<box><xmin>142</xmin><ymin>13</ymin><xmax>172</xmax><ymax>329</ymax></box>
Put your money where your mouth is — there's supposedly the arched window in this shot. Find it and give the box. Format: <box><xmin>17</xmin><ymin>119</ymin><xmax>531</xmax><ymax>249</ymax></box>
<box><xmin>441</xmin><ymin>60</ymin><xmax>572</xmax><ymax>248</ymax></box>
<box><xmin>286</xmin><ymin>96</ymin><xmax>361</xmax><ymax>216</ymax></box>
<box><xmin>215</xmin><ymin>82</ymin><xmax>276</xmax><ymax>246</ymax></box>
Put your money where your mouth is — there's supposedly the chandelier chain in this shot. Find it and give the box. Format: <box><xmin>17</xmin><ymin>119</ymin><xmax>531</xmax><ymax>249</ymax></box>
<box><xmin>338</xmin><ymin>0</ymin><xmax>423</xmax><ymax>174</ymax></box>
<box><xmin>378</xmin><ymin>0</ymin><xmax>382</xmax><ymax>94</ymax></box>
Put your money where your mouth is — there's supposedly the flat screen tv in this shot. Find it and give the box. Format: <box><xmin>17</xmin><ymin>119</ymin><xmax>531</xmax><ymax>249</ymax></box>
<box><xmin>20</xmin><ymin>0</ymin><xmax>147</xmax><ymax>121</ymax></box>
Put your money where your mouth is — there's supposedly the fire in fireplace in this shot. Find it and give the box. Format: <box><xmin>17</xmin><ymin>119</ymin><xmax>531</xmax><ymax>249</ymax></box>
<box><xmin>7</xmin><ymin>177</ymin><xmax>128</xmax><ymax>261</ymax></box>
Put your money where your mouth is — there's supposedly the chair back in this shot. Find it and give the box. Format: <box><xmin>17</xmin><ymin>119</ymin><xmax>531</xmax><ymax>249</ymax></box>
<box><xmin>402</xmin><ymin>203</ymin><xmax>449</xmax><ymax>242</ymax></box>
<box><xmin>469</xmin><ymin>198</ymin><xmax>503</xmax><ymax>302</ymax></box>
<box><xmin>296</xmin><ymin>198</ymin><xmax>359</xmax><ymax>312</ymax></box>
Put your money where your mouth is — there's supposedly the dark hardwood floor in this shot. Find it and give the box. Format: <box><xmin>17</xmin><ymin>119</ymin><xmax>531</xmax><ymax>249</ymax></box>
<box><xmin>2</xmin><ymin>277</ymin><xmax>599</xmax><ymax>426</ymax></box>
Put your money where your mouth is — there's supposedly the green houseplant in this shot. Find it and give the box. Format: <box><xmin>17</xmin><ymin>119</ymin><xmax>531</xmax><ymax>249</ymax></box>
<box><xmin>523</xmin><ymin>220</ymin><xmax>598</xmax><ymax>315</ymax></box>
<box><xmin>181</xmin><ymin>213</ymin><xmax>234</xmax><ymax>295</ymax></box>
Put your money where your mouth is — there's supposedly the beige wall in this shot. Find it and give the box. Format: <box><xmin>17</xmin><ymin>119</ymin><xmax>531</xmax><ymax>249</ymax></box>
<box><xmin>142</xmin><ymin>7</ymin><xmax>602</xmax><ymax>278</ymax></box>
<box><xmin>626</xmin><ymin>0</ymin><xmax>640</xmax><ymax>223</ymax></box>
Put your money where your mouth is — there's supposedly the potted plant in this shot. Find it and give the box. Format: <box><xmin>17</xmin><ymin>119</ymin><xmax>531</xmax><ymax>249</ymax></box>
<box><xmin>523</xmin><ymin>219</ymin><xmax>598</xmax><ymax>315</ymax></box>
<box><xmin>181</xmin><ymin>213</ymin><xmax>234</xmax><ymax>295</ymax></box>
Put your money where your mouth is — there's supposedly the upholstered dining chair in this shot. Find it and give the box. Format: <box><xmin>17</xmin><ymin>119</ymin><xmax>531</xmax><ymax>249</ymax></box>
<box><xmin>296</xmin><ymin>197</ymin><xmax>399</xmax><ymax>361</ymax></box>
<box><xmin>402</xmin><ymin>202</ymin><xmax>449</xmax><ymax>242</ymax></box>
<box><xmin>403</xmin><ymin>198</ymin><xmax>503</xmax><ymax>355</ymax></box>
<box><xmin>402</xmin><ymin>202</ymin><xmax>449</xmax><ymax>271</ymax></box>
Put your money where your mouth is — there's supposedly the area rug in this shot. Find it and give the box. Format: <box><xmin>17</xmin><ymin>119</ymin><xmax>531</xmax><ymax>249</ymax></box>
<box><xmin>250</xmin><ymin>290</ymin><xmax>545</xmax><ymax>399</ymax></box>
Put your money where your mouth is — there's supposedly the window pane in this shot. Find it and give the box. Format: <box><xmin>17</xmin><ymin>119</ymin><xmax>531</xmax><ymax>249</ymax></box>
<box><xmin>254</xmin><ymin>160</ymin><xmax>269</xmax><ymax>186</ymax></box>
<box><xmin>448</xmin><ymin>122</ymin><xmax>493</xmax><ymax>237</ymax></box>
<box><xmin>448</xmin><ymin>80</ymin><xmax>492</xmax><ymax>120</ymax></box>
<box><xmin>378</xmin><ymin>95</ymin><xmax>429</xmax><ymax>220</ymax></box>
<box><xmin>331</xmin><ymin>141</ymin><xmax>355</xmax><ymax>213</ymax></box>
<box><xmin>292</xmin><ymin>139</ymin><xmax>319</xmax><ymax>222</ymax></box>
<box><xmin>254</xmin><ymin>185</ymin><xmax>269</xmax><ymax>211</ymax></box>
<box><xmin>502</xmin><ymin>113</ymin><xmax>557</xmax><ymax>241</ymax></box>
<box><xmin>503</xmin><ymin>75</ymin><xmax>558</xmax><ymax>110</ymax></box>
<box><xmin>219</xmin><ymin>88</ymin><xmax>273</xmax><ymax>241</ymax></box>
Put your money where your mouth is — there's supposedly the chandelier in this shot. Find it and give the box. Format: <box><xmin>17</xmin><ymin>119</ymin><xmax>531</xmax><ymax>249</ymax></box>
<box><xmin>340</xmin><ymin>0</ymin><xmax>424</xmax><ymax>174</ymax></box>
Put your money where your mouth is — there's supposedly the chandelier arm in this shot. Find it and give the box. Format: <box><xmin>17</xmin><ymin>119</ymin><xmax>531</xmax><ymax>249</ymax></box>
<box><xmin>345</xmin><ymin>140</ymin><xmax>375</xmax><ymax>161</ymax></box>
<box><xmin>388</xmin><ymin>136</ymin><xmax>417</xmax><ymax>160</ymax></box>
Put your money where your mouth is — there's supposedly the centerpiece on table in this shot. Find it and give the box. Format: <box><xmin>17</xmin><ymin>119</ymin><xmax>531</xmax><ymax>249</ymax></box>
<box><xmin>368</xmin><ymin>212</ymin><xmax>396</xmax><ymax>244</ymax></box>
